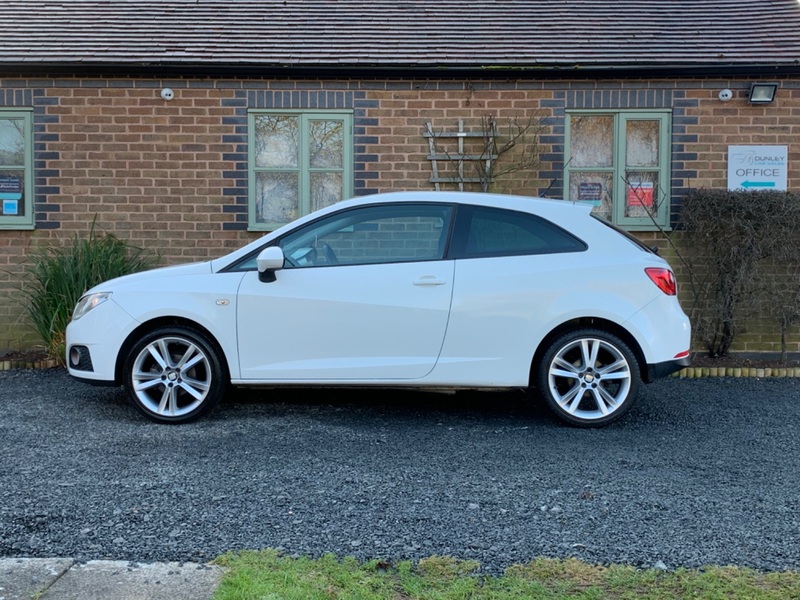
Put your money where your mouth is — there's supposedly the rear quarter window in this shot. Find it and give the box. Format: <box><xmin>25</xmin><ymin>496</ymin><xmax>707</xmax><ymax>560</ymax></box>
<box><xmin>453</xmin><ymin>205</ymin><xmax>587</xmax><ymax>258</ymax></box>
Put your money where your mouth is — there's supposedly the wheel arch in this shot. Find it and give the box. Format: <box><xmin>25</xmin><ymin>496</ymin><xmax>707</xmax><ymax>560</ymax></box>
<box><xmin>529</xmin><ymin>317</ymin><xmax>648</xmax><ymax>387</ymax></box>
<box><xmin>114</xmin><ymin>316</ymin><xmax>232</xmax><ymax>385</ymax></box>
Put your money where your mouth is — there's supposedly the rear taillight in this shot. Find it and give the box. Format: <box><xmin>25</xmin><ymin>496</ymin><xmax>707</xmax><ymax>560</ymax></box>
<box><xmin>645</xmin><ymin>267</ymin><xmax>677</xmax><ymax>296</ymax></box>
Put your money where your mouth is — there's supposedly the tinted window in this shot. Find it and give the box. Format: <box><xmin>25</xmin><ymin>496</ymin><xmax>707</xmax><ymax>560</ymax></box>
<box><xmin>456</xmin><ymin>206</ymin><xmax>586</xmax><ymax>258</ymax></box>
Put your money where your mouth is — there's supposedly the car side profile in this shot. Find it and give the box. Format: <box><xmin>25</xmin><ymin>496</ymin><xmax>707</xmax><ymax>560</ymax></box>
<box><xmin>66</xmin><ymin>191</ymin><xmax>691</xmax><ymax>426</ymax></box>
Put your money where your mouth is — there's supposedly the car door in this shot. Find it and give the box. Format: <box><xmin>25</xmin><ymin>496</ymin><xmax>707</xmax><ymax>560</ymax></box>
<box><xmin>236</xmin><ymin>203</ymin><xmax>455</xmax><ymax>381</ymax></box>
<box><xmin>434</xmin><ymin>204</ymin><xmax>590</xmax><ymax>385</ymax></box>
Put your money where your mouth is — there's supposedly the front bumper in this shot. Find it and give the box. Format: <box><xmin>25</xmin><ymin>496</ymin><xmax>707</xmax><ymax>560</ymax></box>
<box><xmin>65</xmin><ymin>297</ymin><xmax>137</xmax><ymax>385</ymax></box>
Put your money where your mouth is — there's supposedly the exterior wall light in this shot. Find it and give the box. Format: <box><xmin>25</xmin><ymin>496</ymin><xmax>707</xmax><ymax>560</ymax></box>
<box><xmin>748</xmin><ymin>83</ymin><xmax>778</xmax><ymax>104</ymax></box>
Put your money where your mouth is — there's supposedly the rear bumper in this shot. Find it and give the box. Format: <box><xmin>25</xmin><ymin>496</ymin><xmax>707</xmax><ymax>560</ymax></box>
<box><xmin>647</xmin><ymin>355</ymin><xmax>691</xmax><ymax>381</ymax></box>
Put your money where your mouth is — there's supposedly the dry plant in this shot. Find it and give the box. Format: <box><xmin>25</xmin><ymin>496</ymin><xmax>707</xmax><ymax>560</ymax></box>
<box><xmin>426</xmin><ymin>113</ymin><xmax>545</xmax><ymax>193</ymax></box>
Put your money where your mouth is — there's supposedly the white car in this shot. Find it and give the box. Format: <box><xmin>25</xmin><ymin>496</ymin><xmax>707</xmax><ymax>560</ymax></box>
<box><xmin>66</xmin><ymin>192</ymin><xmax>690</xmax><ymax>426</ymax></box>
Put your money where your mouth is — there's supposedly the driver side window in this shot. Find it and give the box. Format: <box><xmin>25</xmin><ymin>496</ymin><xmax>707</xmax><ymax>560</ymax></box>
<box><xmin>279</xmin><ymin>203</ymin><xmax>453</xmax><ymax>268</ymax></box>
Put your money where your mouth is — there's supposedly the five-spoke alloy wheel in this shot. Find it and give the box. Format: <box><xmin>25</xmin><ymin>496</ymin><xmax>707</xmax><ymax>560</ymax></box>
<box><xmin>123</xmin><ymin>326</ymin><xmax>226</xmax><ymax>424</ymax></box>
<box><xmin>538</xmin><ymin>328</ymin><xmax>641</xmax><ymax>427</ymax></box>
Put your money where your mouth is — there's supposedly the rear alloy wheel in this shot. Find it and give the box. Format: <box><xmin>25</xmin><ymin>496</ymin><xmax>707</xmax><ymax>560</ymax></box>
<box><xmin>123</xmin><ymin>326</ymin><xmax>227</xmax><ymax>424</ymax></box>
<box><xmin>538</xmin><ymin>328</ymin><xmax>641</xmax><ymax>427</ymax></box>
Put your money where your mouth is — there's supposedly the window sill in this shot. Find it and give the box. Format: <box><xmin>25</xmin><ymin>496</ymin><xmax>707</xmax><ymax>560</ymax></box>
<box><xmin>0</xmin><ymin>223</ymin><xmax>35</xmax><ymax>231</ymax></box>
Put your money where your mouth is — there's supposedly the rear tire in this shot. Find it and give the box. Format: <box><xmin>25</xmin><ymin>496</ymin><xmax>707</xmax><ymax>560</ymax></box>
<box><xmin>123</xmin><ymin>326</ymin><xmax>227</xmax><ymax>424</ymax></box>
<box><xmin>537</xmin><ymin>328</ymin><xmax>641</xmax><ymax>427</ymax></box>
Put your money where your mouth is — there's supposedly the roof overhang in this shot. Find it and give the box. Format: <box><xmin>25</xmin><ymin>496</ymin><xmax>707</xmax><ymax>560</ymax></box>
<box><xmin>1</xmin><ymin>61</ymin><xmax>799</xmax><ymax>80</ymax></box>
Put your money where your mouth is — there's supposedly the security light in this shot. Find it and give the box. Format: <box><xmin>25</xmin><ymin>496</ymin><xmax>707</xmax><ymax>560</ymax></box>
<box><xmin>748</xmin><ymin>83</ymin><xmax>778</xmax><ymax>104</ymax></box>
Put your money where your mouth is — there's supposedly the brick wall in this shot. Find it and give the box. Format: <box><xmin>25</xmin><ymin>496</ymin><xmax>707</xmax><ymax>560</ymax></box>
<box><xmin>682</xmin><ymin>84</ymin><xmax>800</xmax><ymax>189</ymax></box>
<box><xmin>1</xmin><ymin>75</ymin><xmax>798</xmax><ymax>352</ymax></box>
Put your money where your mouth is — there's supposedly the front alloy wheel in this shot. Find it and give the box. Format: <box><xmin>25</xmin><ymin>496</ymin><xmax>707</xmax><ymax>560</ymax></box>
<box><xmin>538</xmin><ymin>329</ymin><xmax>641</xmax><ymax>427</ymax></box>
<box><xmin>124</xmin><ymin>327</ymin><xmax>226</xmax><ymax>423</ymax></box>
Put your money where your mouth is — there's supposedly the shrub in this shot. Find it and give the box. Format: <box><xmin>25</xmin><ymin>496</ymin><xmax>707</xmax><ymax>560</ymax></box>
<box><xmin>19</xmin><ymin>222</ymin><xmax>159</xmax><ymax>361</ymax></box>
<box><xmin>680</xmin><ymin>189</ymin><xmax>800</xmax><ymax>357</ymax></box>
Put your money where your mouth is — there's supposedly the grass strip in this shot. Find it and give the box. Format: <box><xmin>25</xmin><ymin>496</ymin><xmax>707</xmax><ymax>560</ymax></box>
<box><xmin>213</xmin><ymin>550</ymin><xmax>800</xmax><ymax>599</ymax></box>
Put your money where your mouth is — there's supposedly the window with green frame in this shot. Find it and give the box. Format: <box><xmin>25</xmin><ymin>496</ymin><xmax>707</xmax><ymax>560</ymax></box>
<box><xmin>248</xmin><ymin>110</ymin><xmax>353</xmax><ymax>231</ymax></box>
<box><xmin>0</xmin><ymin>109</ymin><xmax>33</xmax><ymax>230</ymax></box>
<box><xmin>565</xmin><ymin>110</ymin><xmax>671</xmax><ymax>230</ymax></box>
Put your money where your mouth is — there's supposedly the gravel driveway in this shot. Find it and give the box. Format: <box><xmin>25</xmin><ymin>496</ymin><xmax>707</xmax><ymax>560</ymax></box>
<box><xmin>1</xmin><ymin>368</ymin><xmax>798</xmax><ymax>573</ymax></box>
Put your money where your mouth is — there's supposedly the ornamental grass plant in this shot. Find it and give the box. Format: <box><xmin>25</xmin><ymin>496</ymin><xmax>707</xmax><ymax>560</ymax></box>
<box><xmin>19</xmin><ymin>221</ymin><xmax>159</xmax><ymax>361</ymax></box>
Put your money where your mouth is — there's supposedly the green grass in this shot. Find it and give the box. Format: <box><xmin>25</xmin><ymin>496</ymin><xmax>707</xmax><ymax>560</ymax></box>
<box><xmin>212</xmin><ymin>550</ymin><xmax>800</xmax><ymax>600</ymax></box>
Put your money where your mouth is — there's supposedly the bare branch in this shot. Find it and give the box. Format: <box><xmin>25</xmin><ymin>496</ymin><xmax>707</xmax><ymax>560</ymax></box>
<box><xmin>425</xmin><ymin>112</ymin><xmax>545</xmax><ymax>193</ymax></box>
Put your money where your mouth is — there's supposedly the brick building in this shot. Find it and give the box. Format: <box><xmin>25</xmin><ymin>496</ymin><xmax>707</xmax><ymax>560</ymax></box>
<box><xmin>1</xmin><ymin>0</ymin><xmax>799</xmax><ymax>352</ymax></box>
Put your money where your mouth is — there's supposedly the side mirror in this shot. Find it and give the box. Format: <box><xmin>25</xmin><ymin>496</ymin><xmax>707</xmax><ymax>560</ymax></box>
<box><xmin>257</xmin><ymin>246</ymin><xmax>285</xmax><ymax>283</ymax></box>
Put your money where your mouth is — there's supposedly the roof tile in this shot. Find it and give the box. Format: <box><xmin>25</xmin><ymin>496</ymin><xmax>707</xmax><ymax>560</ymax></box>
<box><xmin>0</xmin><ymin>0</ymin><xmax>798</xmax><ymax>70</ymax></box>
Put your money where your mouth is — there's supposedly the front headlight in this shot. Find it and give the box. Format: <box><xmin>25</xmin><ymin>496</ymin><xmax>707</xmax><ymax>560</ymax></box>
<box><xmin>72</xmin><ymin>292</ymin><xmax>112</xmax><ymax>321</ymax></box>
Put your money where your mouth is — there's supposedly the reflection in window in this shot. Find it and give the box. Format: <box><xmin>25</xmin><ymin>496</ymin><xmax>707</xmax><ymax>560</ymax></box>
<box><xmin>255</xmin><ymin>172</ymin><xmax>299</xmax><ymax>224</ymax></box>
<box><xmin>309</xmin><ymin>120</ymin><xmax>343</xmax><ymax>168</ymax></box>
<box><xmin>254</xmin><ymin>116</ymin><xmax>298</xmax><ymax>168</ymax></box>
<box><xmin>463</xmin><ymin>206</ymin><xmax>586</xmax><ymax>257</ymax></box>
<box><xmin>279</xmin><ymin>204</ymin><xmax>452</xmax><ymax>268</ymax></box>
<box><xmin>311</xmin><ymin>172</ymin><xmax>343</xmax><ymax>213</ymax></box>
<box><xmin>0</xmin><ymin>119</ymin><xmax>25</xmax><ymax>166</ymax></box>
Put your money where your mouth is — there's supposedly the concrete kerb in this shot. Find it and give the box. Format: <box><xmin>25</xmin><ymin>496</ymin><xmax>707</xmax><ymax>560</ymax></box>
<box><xmin>0</xmin><ymin>558</ymin><xmax>224</xmax><ymax>600</ymax></box>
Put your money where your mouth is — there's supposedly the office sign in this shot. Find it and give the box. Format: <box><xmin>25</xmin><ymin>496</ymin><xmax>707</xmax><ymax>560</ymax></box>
<box><xmin>727</xmin><ymin>145</ymin><xmax>788</xmax><ymax>191</ymax></box>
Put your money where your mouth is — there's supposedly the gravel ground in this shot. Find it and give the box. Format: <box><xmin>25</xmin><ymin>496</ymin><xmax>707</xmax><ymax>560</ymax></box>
<box><xmin>1</xmin><ymin>368</ymin><xmax>799</xmax><ymax>574</ymax></box>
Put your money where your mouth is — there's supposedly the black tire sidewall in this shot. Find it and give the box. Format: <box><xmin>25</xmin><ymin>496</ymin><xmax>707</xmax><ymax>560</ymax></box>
<box><xmin>537</xmin><ymin>328</ymin><xmax>641</xmax><ymax>427</ymax></box>
<box><xmin>123</xmin><ymin>326</ymin><xmax>227</xmax><ymax>424</ymax></box>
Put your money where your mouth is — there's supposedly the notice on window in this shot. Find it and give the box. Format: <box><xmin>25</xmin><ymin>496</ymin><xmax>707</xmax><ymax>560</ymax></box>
<box><xmin>627</xmin><ymin>182</ymin><xmax>654</xmax><ymax>208</ymax></box>
<box><xmin>577</xmin><ymin>182</ymin><xmax>603</xmax><ymax>206</ymax></box>
<box><xmin>0</xmin><ymin>175</ymin><xmax>21</xmax><ymax>215</ymax></box>
<box><xmin>2</xmin><ymin>199</ymin><xmax>18</xmax><ymax>215</ymax></box>
<box><xmin>727</xmin><ymin>145</ymin><xmax>788</xmax><ymax>191</ymax></box>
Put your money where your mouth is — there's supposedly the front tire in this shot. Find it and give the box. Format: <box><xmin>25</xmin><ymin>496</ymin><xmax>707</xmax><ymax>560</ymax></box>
<box><xmin>537</xmin><ymin>328</ymin><xmax>641</xmax><ymax>427</ymax></box>
<box><xmin>123</xmin><ymin>326</ymin><xmax>227</xmax><ymax>424</ymax></box>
